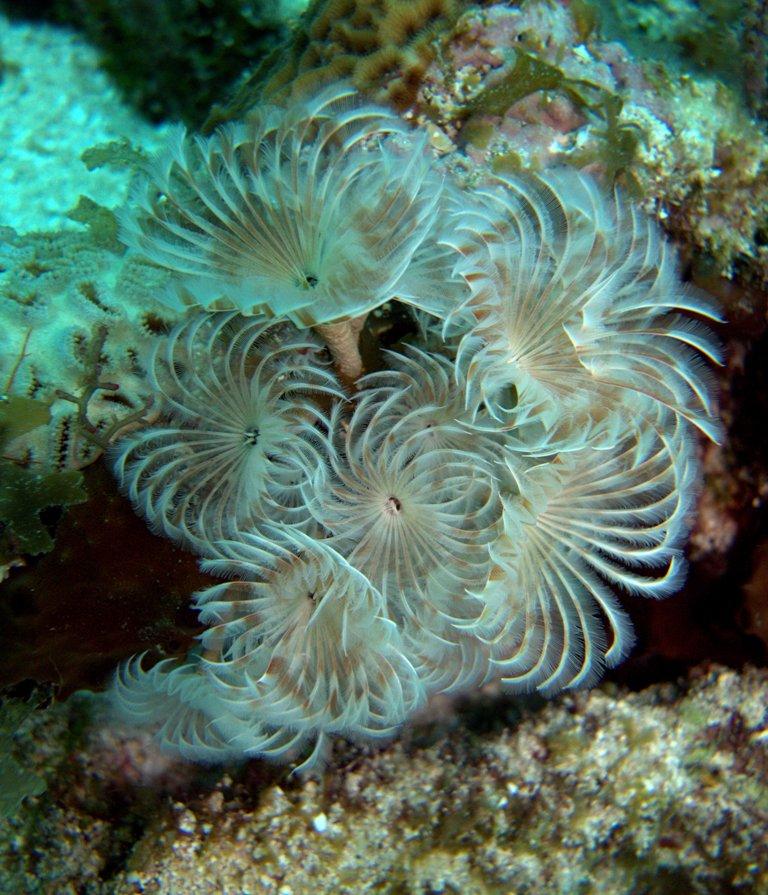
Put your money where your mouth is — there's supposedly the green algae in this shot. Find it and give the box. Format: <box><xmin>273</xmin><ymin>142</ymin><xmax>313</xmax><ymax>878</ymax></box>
<box><xmin>461</xmin><ymin>47</ymin><xmax>606</xmax><ymax>147</ymax></box>
<box><xmin>0</xmin><ymin>386</ymin><xmax>87</xmax><ymax>563</ymax></box>
<box><xmin>0</xmin><ymin>699</ymin><xmax>46</xmax><ymax>819</ymax></box>
<box><xmin>462</xmin><ymin>47</ymin><xmax>645</xmax><ymax>186</ymax></box>
<box><xmin>569</xmin><ymin>94</ymin><xmax>646</xmax><ymax>189</ymax></box>
<box><xmin>472</xmin><ymin>48</ymin><xmax>606</xmax><ymax>116</ymax></box>
<box><xmin>67</xmin><ymin>197</ymin><xmax>123</xmax><ymax>254</ymax></box>
<box><xmin>81</xmin><ymin>137</ymin><xmax>149</xmax><ymax>174</ymax></box>
<box><xmin>0</xmin><ymin>396</ymin><xmax>50</xmax><ymax>445</ymax></box>
<box><xmin>0</xmin><ymin>462</ymin><xmax>87</xmax><ymax>559</ymax></box>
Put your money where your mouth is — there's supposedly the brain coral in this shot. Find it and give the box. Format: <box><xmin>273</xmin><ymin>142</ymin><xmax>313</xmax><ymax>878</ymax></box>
<box><xmin>206</xmin><ymin>0</ymin><xmax>462</xmax><ymax>126</ymax></box>
<box><xmin>109</xmin><ymin>84</ymin><xmax>720</xmax><ymax>771</ymax></box>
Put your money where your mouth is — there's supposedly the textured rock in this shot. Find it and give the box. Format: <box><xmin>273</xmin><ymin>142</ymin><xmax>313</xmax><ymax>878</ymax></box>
<box><xmin>1</xmin><ymin>666</ymin><xmax>767</xmax><ymax>894</ymax></box>
<box><xmin>411</xmin><ymin>0</ymin><xmax>768</xmax><ymax>285</ymax></box>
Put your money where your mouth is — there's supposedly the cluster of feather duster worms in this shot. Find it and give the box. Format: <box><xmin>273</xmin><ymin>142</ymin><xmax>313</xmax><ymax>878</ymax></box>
<box><xmin>109</xmin><ymin>83</ymin><xmax>721</xmax><ymax>770</ymax></box>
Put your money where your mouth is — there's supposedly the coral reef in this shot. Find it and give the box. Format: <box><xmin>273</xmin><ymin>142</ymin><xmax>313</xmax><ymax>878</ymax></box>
<box><xmin>0</xmin><ymin>5</ymin><xmax>766</xmax><ymax>892</ymax></box>
<box><xmin>0</xmin><ymin>7</ymin><xmax>182</xmax><ymax>504</ymax></box>
<box><xmin>1</xmin><ymin>666</ymin><xmax>767</xmax><ymax>894</ymax></box>
<box><xmin>410</xmin><ymin>0</ymin><xmax>768</xmax><ymax>284</ymax></box>
<box><xmin>744</xmin><ymin>0</ymin><xmax>768</xmax><ymax>121</ymax></box>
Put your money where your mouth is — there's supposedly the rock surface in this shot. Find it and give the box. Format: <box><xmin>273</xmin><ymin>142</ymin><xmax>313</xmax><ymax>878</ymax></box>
<box><xmin>1</xmin><ymin>665</ymin><xmax>767</xmax><ymax>894</ymax></box>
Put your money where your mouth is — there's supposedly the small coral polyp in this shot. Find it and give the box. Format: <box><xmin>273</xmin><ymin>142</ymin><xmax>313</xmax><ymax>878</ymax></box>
<box><xmin>111</xmin><ymin>85</ymin><xmax>720</xmax><ymax>771</ymax></box>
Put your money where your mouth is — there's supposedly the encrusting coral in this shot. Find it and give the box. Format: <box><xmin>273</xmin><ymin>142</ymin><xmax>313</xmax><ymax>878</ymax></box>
<box><xmin>109</xmin><ymin>83</ymin><xmax>720</xmax><ymax>771</ymax></box>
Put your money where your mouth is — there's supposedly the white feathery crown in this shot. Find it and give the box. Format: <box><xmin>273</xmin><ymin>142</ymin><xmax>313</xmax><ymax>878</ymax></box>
<box><xmin>110</xmin><ymin>84</ymin><xmax>721</xmax><ymax>771</ymax></box>
<box><xmin>119</xmin><ymin>84</ymin><xmax>446</xmax><ymax>327</ymax></box>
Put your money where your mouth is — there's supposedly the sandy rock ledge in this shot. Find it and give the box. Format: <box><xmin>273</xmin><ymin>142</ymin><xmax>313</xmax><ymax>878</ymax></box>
<box><xmin>0</xmin><ymin>665</ymin><xmax>766</xmax><ymax>895</ymax></box>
